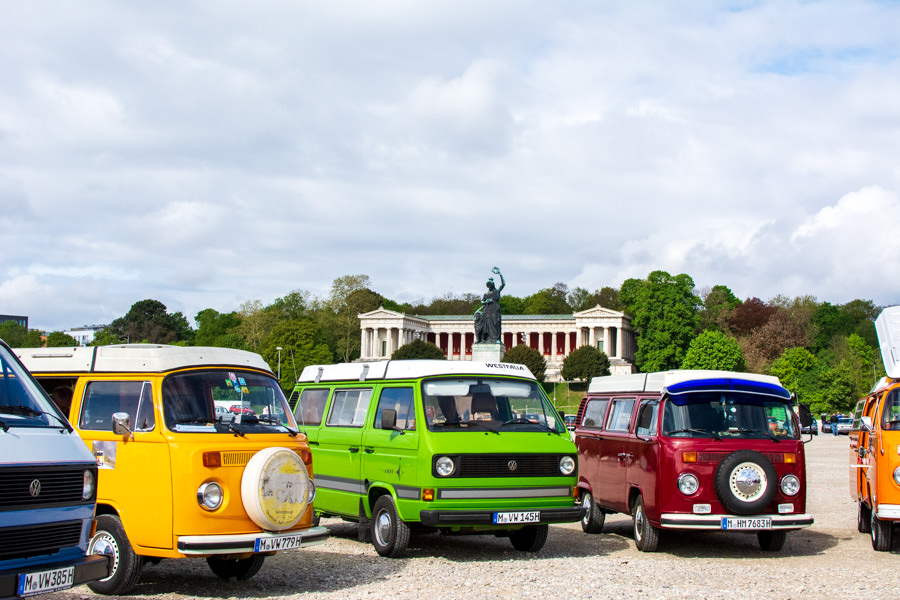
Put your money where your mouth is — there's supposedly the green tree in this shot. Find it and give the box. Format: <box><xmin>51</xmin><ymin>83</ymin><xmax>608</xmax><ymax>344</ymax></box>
<box><xmin>502</xmin><ymin>344</ymin><xmax>547</xmax><ymax>382</ymax></box>
<box><xmin>328</xmin><ymin>274</ymin><xmax>381</xmax><ymax>362</ymax></box>
<box><xmin>623</xmin><ymin>271</ymin><xmax>701</xmax><ymax>372</ymax></box>
<box><xmin>234</xmin><ymin>300</ymin><xmax>279</xmax><ymax>352</ymax></box>
<box><xmin>699</xmin><ymin>285</ymin><xmax>741</xmax><ymax>332</ymax></box>
<box><xmin>45</xmin><ymin>331</ymin><xmax>78</xmax><ymax>347</ymax></box>
<box><xmin>499</xmin><ymin>295</ymin><xmax>525</xmax><ymax>315</ymax></box>
<box><xmin>596</xmin><ymin>286</ymin><xmax>621</xmax><ymax>311</ymax></box>
<box><xmin>0</xmin><ymin>321</ymin><xmax>32</xmax><ymax>347</ymax></box>
<box><xmin>820</xmin><ymin>362</ymin><xmax>855</xmax><ymax>413</ymax></box>
<box><xmin>90</xmin><ymin>328</ymin><xmax>122</xmax><ymax>346</ymax></box>
<box><xmin>681</xmin><ymin>330</ymin><xmax>745</xmax><ymax>371</ymax></box>
<box><xmin>523</xmin><ymin>283</ymin><xmax>571</xmax><ymax>315</ymax></box>
<box><xmin>194</xmin><ymin>309</ymin><xmax>243</xmax><ymax>347</ymax></box>
<box><xmin>392</xmin><ymin>339</ymin><xmax>447</xmax><ymax>360</ymax></box>
<box><xmin>108</xmin><ymin>299</ymin><xmax>191</xmax><ymax>344</ymax></box>
<box><xmin>561</xmin><ymin>345</ymin><xmax>610</xmax><ymax>382</ymax></box>
<box><xmin>567</xmin><ymin>287</ymin><xmax>596</xmax><ymax>313</ymax></box>
<box><xmin>261</xmin><ymin>319</ymin><xmax>333</xmax><ymax>390</ymax></box>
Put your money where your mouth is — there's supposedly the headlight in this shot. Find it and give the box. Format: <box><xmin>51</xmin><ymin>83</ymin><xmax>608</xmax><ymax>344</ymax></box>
<box><xmin>435</xmin><ymin>456</ymin><xmax>455</xmax><ymax>477</ymax></box>
<box><xmin>893</xmin><ymin>467</ymin><xmax>900</xmax><ymax>486</ymax></box>
<box><xmin>197</xmin><ymin>481</ymin><xmax>224</xmax><ymax>510</ymax></box>
<box><xmin>82</xmin><ymin>470</ymin><xmax>96</xmax><ymax>500</ymax></box>
<box><xmin>559</xmin><ymin>455</ymin><xmax>576</xmax><ymax>475</ymax></box>
<box><xmin>780</xmin><ymin>474</ymin><xmax>801</xmax><ymax>496</ymax></box>
<box><xmin>677</xmin><ymin>473</ymin><xmax>699</xmax><ymax>495</ymax></box>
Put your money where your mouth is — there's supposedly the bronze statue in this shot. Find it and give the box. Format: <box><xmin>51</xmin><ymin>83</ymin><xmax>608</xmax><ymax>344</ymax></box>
<box><xmin>475</xmin><ymin>266</ymin><xmax>505</xmax><ymax>343</ymax></box>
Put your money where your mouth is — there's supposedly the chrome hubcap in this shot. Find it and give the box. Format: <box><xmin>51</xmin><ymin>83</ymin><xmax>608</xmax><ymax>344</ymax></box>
<box><xmin>88</xmin><ymin>531</ymin><xmax>119</xmax><ymax>581</ymax></box>
<box><xmin>374</xmin><ymin>510</ymin><xmax>392</xmax><ymax>546</ymax></box>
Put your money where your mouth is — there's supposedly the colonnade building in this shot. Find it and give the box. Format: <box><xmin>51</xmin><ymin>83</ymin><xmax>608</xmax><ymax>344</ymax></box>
<box><xmin>358</xmin><ymin>305</ymin><xmax>635</xmax><ymax>380</ymax></box>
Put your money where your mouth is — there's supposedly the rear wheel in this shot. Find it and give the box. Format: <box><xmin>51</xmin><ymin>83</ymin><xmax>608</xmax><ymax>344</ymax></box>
<box><xmin>757</xmin><ymin>531</ymin><xmax>787</xmax><ymax>551</ymax></box>
<box><xmin>206</xmin><ymin>555</ymin><xmax>265</xmax><ymax>580</ymax></box>
<box><xmin>87</xmin><ymin>514</ymin><xmax>144</xmax><ymax>595</ymax></box>
<box><xmin>509</xmin><ymin>524</ymin><xmax>549</xmax><ymax>552</ymax></box>
<box><xmin>871</xmin><ymin>508</ymin><xmax>893</xmax><ymax>552</ymax></box>
<box><xmin>858</xmin><ymin>501</ymin><xmax>872</xmax><ymax>534</ymax></box>
<box><xmin>580</xmin><ymin>491</ymin><xmax>605</xmax><ymax>534</ymax></box>
<box><xmin>632</xmin><ymin>495</ymin><xmax>659</xmax><ymax>552</ymax></box>
<box><xmin>371</xmin><ymin>495</ymin><xmax>410</xmax><ymax>557</ymax></box>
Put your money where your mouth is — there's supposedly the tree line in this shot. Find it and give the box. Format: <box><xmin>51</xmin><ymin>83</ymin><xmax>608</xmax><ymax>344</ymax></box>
<box><xmin>1</xmin><ymin>270</ymin><xmax>882</xmax><ymax>414</ymax></box>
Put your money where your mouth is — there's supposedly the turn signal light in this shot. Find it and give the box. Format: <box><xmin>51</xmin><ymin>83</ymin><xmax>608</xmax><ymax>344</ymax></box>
<box><xmin>784</xmin><ymin>453</ymin><xmax>797</xmax><ymax>464</ymax></box>
<box><xmin>296</xmin><ymin>449</ymin><xmax>312</xmax><ymax>465</ymax></box>
<box><xmin>422</xmin><ymin>489</ymin><xmax>435</xmax><ymax>501</ymax></box>
<box><xmin>203</xmin><ymin>451</ymin><xmax>222</xmax><ymax>468</ymax></box>
<box><xmin>682</xmin><ymin>451</ymin><xmax>697</xmax><ymax>463</ymax></box>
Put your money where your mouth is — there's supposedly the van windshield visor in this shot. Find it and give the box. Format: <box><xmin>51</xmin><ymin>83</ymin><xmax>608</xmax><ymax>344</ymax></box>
<box><xmin>162</xmin><ymin>369</ymin><xmax>297</xmax><ymax>433</ymax></box>
<box><xmin>662</xmin><ymin>390</ymin><xmax>798</xmax><ymax>439</ymax></box>
<box><xmin>422</xmin><ymin>377</ymin><xmax>563</xmax><ymax>433</ymax></box>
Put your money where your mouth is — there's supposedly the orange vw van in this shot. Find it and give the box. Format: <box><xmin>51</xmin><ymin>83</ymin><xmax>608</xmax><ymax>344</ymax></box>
<box><xmin>851</xmin><ymin>306</ymin><xmax>900</xmax><ymax>551</ymax></box>
<box><xmin>16</xmin><ymin>344</ymin><xmax>328</xmax><ymax>594</ymax></box>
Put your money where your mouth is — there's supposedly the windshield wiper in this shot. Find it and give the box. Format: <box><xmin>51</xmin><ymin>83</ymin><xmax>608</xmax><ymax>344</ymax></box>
<box><xmin>0</xmin><ymin>405</ymin><xmax>72</xmax><ymax>432</ymax></box>
<box><xmin>229</xmin><ymin>421</ymin><xmax>246</xmax><ymax>437</ymax></box>
<box><xmin>736</xmin><ymin>428</ymin><xmax>781</xmax><ymax>442</ymax></box>
<box><xmin>256</xmin><ymin>414</ymin><xmax>299</xmax><ymax>436</ymax></box>
<box><xmin>666</xmin><ymin>428</ymin><xmax>722</xmax><ymax>441</ymax></box>
<box><xmin>459</xmin><ymin>419</ymin><xmax>500</xmax><ymax>433</ymax></box>
<box><xmin>500</xmin><ymin>418</ymin><xmax>554</xmax><ymax>433</ymax></box>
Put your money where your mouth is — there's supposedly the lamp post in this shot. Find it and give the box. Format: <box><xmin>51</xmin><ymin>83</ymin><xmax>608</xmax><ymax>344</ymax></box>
<box><xmin>276</xmin><ymin>347</ymin><xmax>283</xmax><ymax>382</ymax></box>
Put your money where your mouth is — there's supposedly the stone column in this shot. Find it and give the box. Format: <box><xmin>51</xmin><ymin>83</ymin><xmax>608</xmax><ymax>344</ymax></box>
<box><xmin>616</xmin><ymin>326</ymin><xmax>624</xmax><ymax>359</ymax></box>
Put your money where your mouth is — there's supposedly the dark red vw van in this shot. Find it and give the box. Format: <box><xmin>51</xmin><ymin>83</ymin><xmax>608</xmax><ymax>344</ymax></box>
<box><xmin>574</xmin><ymin>370</ymin><xmax>814</xmax><ymax>552</ymax></box>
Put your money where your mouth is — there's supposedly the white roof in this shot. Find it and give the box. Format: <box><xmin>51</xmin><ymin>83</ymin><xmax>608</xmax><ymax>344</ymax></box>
<box><xmin>588</xmin><ymin>369</ymin><xmax>783</xmax><ymax>394</ymax></box>
<box><xmin>14</xmin><ymin>344</ymin><xmax>272</xmax><ymax>374</ymax></box>
<box><xmin>876</xmin><ymin>306</ymin><xmax>900</xmax><ymax>379</ymax></box>
<box><xmin>297</xmin><ymin>360</ymin><xmax>535</xmax><ymax>383</ymax></box>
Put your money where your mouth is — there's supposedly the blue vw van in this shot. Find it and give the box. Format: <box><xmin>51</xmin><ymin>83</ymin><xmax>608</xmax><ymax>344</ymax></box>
<box><xmin>0</xmin><ymin>339</ymin><xmax>108</xmax><ymax>599</ymax></box>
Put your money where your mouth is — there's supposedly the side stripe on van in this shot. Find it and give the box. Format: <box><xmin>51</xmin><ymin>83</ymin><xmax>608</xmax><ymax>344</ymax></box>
<box><xmin>437</xmin><ymin>486</ymin><xmax>572</xmax><ymax>500</ymax></box>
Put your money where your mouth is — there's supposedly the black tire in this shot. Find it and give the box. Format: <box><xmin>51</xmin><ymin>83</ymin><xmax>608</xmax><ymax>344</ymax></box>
<box><xmin>871</xmin><ymin>509</ymin><xmax>893</xmax><ymax>552</ymax></box>
<box><xmin>858</xmin><ymin>501</ymin><xmax>872</xmax><ymax>534</ymax></box>
<box><xmin>580</xmin><ymin>490</ymin><xmax>605</xmax><ymax>534</ymax></box>
<box><xmin>632</xmin><ymin>495</ymin><xmax>659</xmax><ymax>552</ymax></box>
<box><xmin>206</xmin><ymin>555</ymin><xmax>265</xmax><ymax>580</ymax></box>
<box><xmin>87</xmin><ymin>514</ymin><xmax>144</xmax><ymax>595</ymax></box>
<box><xmin>371</xmin><ymin>495</ymin><xmax>410</xmax><ymax>557</ymax></box>
<box><xmin>714</xmin><ymin>450</ymin><xmax>778</xmax><ymax>515</ymax></box>
<box><xmin>311</xmin><ymin>512</ymin><xmax>321</xmax><ymax>527</ymax></box>
<box><xmin>757</xmin><ymin>531</ymin><xmax>787</xmax><ymax>551</ymax></box>
<box><xmin>509</xmin><ymin>524</ymin><xmax>549</xmax><ymax>552</ymax></box>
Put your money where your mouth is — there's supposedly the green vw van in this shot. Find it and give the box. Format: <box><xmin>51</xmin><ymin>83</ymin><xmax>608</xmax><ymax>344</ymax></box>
<box><xmin>289</xmin><ymin>360</ymin><xmax>581</xmax><ymax>556</ymax></box>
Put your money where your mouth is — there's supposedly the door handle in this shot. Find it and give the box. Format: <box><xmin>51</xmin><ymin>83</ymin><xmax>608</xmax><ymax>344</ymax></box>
<box><xmin>349</xmin><ymin>446</ymin><xmax>360</xmax><ymax>453</ymax></box>
<box><xmin>309</xmin><ymin>440</ymin><xmax>319</xmax><ymax>446</ymax></box>
<box><xmin>617</xmin><ymin>452</ymin><xmax>633</xmax><ymax>460</ymax></box>
<box><xmin>364</xmin><ymin>447</ymin><xmax>374</xmax><ymax>454</ymax></box>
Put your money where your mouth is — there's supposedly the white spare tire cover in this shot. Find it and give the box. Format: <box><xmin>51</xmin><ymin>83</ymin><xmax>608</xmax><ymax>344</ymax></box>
<box><xmin>241</xmin><ymin>447</ymin><xmax>310</xmax><ymax>531</ymax></box>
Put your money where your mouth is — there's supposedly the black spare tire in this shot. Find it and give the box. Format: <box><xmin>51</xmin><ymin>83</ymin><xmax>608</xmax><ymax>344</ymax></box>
<box><xmin>714</xmin><ymin>449</ymin><xmax>777</xmax><ymax>515</ymax></box>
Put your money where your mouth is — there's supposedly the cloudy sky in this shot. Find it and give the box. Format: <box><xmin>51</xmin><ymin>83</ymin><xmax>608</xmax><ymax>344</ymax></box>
<box><xmin>2</xmin><ymin>1</ymin><xmax>900</xmax><ymax>332</ymax></box>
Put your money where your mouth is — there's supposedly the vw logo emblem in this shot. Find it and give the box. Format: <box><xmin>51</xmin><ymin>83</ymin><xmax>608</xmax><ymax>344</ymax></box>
<box><xmin>29</xmin><ymin>479</ymin><xmax>41</xmax><ymax>497</ymax></box>
<box><xmin>507</xmin><ymin>460</ymin><xmax>518</xmax><ymax>472</ymax></box>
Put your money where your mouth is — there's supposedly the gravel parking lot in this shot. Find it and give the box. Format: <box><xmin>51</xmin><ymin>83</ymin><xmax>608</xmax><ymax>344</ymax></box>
<box><xmin>49</xmin><ymin>434</ymin><xmax>896</xmax><ymax>600</ymax></box>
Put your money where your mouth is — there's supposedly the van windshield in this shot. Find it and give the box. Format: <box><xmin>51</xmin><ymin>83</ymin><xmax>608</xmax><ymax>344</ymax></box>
<box><xmin>662</xmin><ymin>391</ymin><xmax>798</xmax><ymax>440</ymax></box>
<box><xmin>0</xmin><ymin>345</ymin><xmax>65</xmax><ymax>429</ymax></box>
<box><xmin>162</xmin><ymin>369</ymin><xmax>297</xmax><ymax>433</ymax></box>
<box><xmin>421</xmin><ymin>377</ymin><xmax>564</xmax><ymax>433</ymax></box>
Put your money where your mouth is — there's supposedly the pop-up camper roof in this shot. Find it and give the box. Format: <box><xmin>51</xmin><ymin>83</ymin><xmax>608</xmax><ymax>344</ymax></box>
<box><xmin>875</xmin><ymin>306</ymin><xmax>900</xmax><ymax>379</ymax></box>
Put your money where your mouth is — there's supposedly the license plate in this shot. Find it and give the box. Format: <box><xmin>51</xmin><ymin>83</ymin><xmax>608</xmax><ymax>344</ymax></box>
<box><xmin>17</xmin><ymin>566</ymin><xmax>75</xmax><ymax>597</ymax></box>
<box><xmin>493</xmin><ymin>511</ymin><xmax>541</xmax><ymax>524</ymax></box>
<box><xmin>722</xmin><ymin>517</ymin><xmax>772</xmax><ymax>530</ymax></box>
<box><xmin>254</xmin><ymin>533</ymin><xmax>303</xmax><ymax>552</ymax></box>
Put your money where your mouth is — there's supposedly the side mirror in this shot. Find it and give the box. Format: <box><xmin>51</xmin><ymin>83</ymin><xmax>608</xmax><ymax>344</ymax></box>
<box><xmin>381</xmin><ymin>408</ymin><xmax>400</xmax><ymax>432</ymax></box>
<box><xmin>861</xmin><ymin>416</ymin><xmax>873</xmax><ymax>432</ymax></box>
<box><xmin>798</xmin><ymin>403</ymin><xmax>813</xmax><ymax>428</ymax></box>
<box><xmin>111</xmin><ymin>412</ymin><xmax>133</xmax><ymax>437</ymax></box>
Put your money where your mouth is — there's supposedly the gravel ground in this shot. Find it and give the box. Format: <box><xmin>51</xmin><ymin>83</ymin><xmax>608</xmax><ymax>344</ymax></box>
<box><xmin>48</xmin><ymin>434</ymin><xmax>895</xmax><ymax>600</ymax></box>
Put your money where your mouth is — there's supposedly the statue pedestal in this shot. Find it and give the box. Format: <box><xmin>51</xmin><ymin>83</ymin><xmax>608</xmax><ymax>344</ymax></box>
<box><xmin>471</xmin><ymin>342</ymin><xmax>504</xmax><ymax>364</ymax></box>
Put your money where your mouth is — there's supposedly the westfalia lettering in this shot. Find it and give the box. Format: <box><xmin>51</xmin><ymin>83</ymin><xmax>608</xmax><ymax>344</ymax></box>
<box><xmin>485</xmin><ymin>363</ymin><xmax>526</xmax><ymax>371</ymax></box>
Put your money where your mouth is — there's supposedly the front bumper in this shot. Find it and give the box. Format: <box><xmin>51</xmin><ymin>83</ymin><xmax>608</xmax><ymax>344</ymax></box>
<box><xmin>176</xmin><ymin>525</ymin><xmax>330</xmax><ymax>555</ymax></box>
<box><xmin>420</xmin><ymin>505</ymin><xmax>584</xmax><ymax>527</ymax></box>
<box><xmin>0</xmin><ymin>553</ymin><xmax>110</xmax><ymax>598</ymax></box>
<box><xmin>875</xmin><ymin>504</ymin><xmax>900</xmax><ymax>519</ymax></box>
<box><xmin>660</xmin><ymin>513</ymin><xmax>814</xmax><ymax>530</ymax></box>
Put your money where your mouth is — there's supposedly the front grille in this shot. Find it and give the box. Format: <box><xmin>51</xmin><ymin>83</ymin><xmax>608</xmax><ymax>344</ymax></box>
<box><xmin>0</xmin><ymin>465</ymin><xmax>92</xmax><ymax>511</ymax></box>
<box><xmin>222</xmin><ymin>451</ymin><xmax>255</xmax><ymax>467</ymax></box>
<box><xmin>0</xmin><ymin>521</ymin><xmax>82</xmax><ymax>561</ymax></box>
<box><xmin>450</xmin><ymin>454</ymin><xmax>568</xmax><ymax>478</ymax></box>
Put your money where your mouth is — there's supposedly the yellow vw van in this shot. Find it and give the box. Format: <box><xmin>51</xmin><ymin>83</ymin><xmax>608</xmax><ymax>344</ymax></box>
<box><xmin>15</xmin><ymin>344</ymin><xmax>328</xmax><ymax>595</ymax></box>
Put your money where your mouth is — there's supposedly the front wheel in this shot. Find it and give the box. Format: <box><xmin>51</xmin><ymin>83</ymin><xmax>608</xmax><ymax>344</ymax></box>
<box><xmin>371</xmin><ymin>495</ymin><xmax>410</xmax><ymax>557</ymax></box>
<box><xmin>580</xmin><ymin>491</ymin><xmax>605</xmax><ymax>534</ymax></box>
<box><xmin>509</xmin><ymin>524</ymin><xmax>549</xmax><ymax>552</ymax></box>
<box><xmin>87</xmin><ymin>514</ymin><xmax>144</xmax><ymax>595</ymax></box>
<box><xmin>206</xmin><ymin>555</ymin><xmax>265</xmax><ymax>580</ymax></box>
<box><xmin>632</xmin><ymin>495</ymin><xmax>659</xmax><ymax>552</ymax></box>
<box><xmin>757</xmin><ymin>531</ymin><xmax>787</xmax><ymax>551</ymax></box>
<box><xmin>871</xmin><ymin>509</ymin><xmax>893</xmax><ymax>551</ymax></box>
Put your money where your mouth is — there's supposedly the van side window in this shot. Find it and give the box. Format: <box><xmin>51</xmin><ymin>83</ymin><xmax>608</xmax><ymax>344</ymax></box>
<box><xmin>80</xmin><ymin>381</ymin><xmax>152</xmax><ymax>431</ymax></box>
<box><xmin>326</xmin><ymin>389</ymin><xmax>372</xmax><ymax>427</ymax></box>
<box><xmin>374</xmin><ymin>387</ymin><xmax>416</xmax><ymax>430</ymax></box>
<box><xmin>582</xmin><ymin>399</ymin><xmax>609</xmax><ymax>429</ymax></box>
<box><xmin>881</xmin><ymin>390</ymin><xmax>900</xmax><ymax>430</ymax></box>
<box><xmin>294</xmin><ymin>388</ymin><xmax>330</xmax><ymax>427</ymax></box>
<box><xmin>606</xmin><ymin>398</ymin><xmax>636</xmax><ymax>432</ymax></box>
<box><xmin>636</xmin><ymin>400</ymin><xmax>659</xmax><ymax>436</ymax></box>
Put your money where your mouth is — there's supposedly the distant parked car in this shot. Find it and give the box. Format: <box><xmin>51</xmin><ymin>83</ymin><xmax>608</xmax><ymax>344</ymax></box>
<box><xmin>564</xmin><ymin>415</ymin><xmax>577</xmax><ymax>431</ymax></box>
<box><xmin>801</xmin><ymin>419</ymin><xmax>818</xmax><ymax>435</ymax></box>
<box><xmin>838</xmin><ymin>416</ymin><xmax>853</xmax><ymax>434</ymax></box>
<box><xmin>229</xmin><ymin>403</ymin><xmax>255</xmax><ymax>416</ymax></box>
